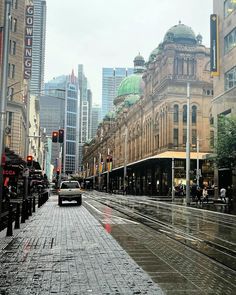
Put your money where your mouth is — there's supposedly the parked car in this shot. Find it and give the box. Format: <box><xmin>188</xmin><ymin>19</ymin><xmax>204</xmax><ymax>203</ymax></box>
<box><xmin>58</xmin><ymin>180</ymin><xmax>82</xmax><ymax>206</ymax></box>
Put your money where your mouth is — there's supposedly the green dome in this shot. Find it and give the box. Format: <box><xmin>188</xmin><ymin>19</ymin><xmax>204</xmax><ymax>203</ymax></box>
<box><xmin>117</xmin><ymin>74</ymin><xmax>143</xmax><ymax>97</ymax></box>
<box><xmin>103</xmin><ymin>111</ymin><xmax>115</xmax><ymax>120</ymax></box>
<box><xmin>124</xmin><ymin>94</ymin><xmax>140</xmax><ymax>107</ymax></box>
<box><xmin>164</xmin><ymin>22</ymin><xmax>196</xmax><ymax>44</ymax></box>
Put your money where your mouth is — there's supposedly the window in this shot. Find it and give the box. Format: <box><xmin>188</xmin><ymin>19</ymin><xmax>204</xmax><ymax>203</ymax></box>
<box><xmin>7</xmin><ymin>87</ymin><xmax>14</xmax><ymax>100</ymax></box>
<box><xmin>11</xmin><ymin>18</ymin><xmax>17</xmax><ymax>32</ymax></box>
<box><xmin>173</xmin><ymin>128</ymin><xmax>178</xmax><ymax>146</ymax></box>
<box><xmin>224</xmin><ymin>28</ymin><xmax>236</xmax><ymax>53</ymax></box>
<box><xmin>192</xmin><ymin>105</ymin><xmax>197</xmax><ymax>124</ymax></box>
<box><xmin>225</xmin><ymin>66</ymin><xmax>236</xmax><ymax>90</ymax></box>
<box><xmin>210</xmin><ymin>130</ymin><xmax>214</xmax><ymax>148</ymax></box>
<box><xmin>192</xmin><ymin>129</ymin><xmax>197</xmax><ymax>146</ymax></box>
<box><xmin>183</xmin><ymin>105</ymin><xmax>187</xmax><ymax>123</ymax></box>
<box><xmin>7</xmin><ymin>112</ymin><xmax>13</xmax><ymax>126</ymax></box>
<box><xmin>224</xmin><ymin>0</ymin><xmax>236</xmax><ymax>17</ymax></box>
<box><xmin>183</xmin><ymin>128</ymin><xmax>187</xmax><ymax>146</ymax></box>
<box><xmin>9</xmin><ymin>40</ymin><xmax>16</xmax><ymax>55</ymax></box>
<box><xmin>173</xmin><ymin>104</ymin><xmax>179</xmax><ymax>123</ymax></box>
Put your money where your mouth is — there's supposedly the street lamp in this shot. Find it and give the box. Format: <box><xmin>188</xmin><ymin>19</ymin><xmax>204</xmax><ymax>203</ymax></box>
<box><xmin>0</xmin><ymin>0</ymin><xmax>12</xmax><ymax>221</ymax></box>
<box><xmin>186</xmin><ymin>82</ymin><xmax>191</xmax><ymax>205</ymax></box>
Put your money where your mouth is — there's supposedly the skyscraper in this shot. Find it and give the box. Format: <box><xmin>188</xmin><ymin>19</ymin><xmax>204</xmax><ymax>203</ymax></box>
<box><xmin>101</xmin><ymin>67</ymin><xmax>133</xmax><ymax>119</ymax></box>
<box><xmin>78</xmin><ymin>65</ymin><xmax>92</xmax><ymax>171</ymax></box>
<box><xmin>91</xmin><ymin>105</ymin><xmax>101</xmax><ymax>138</ymax></box>
<box><xmin>41</xmin><ymin>72</ymin><xmax>79</xmax><ymax>174</ymax></box>
<box><xmin>30</xmin><ymin>0</ymin><xmax>47</xmax><ymax>95</ymax></box>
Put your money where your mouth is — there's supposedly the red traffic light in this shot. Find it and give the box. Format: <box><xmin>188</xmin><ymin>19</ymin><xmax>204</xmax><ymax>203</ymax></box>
<box><xmin>27</xmin><ymin>155</ymin><xmax>33</xmax><ymax>162</ymax></box>
<box><xmin>52</xmin><ymin>131</ymin><xmax>59</xmax><ymax>143</ymax></box>
<box><xmin>27</xmin><ymin>155</ymin><xmax>33</xmax><ymax>167</ymax></box>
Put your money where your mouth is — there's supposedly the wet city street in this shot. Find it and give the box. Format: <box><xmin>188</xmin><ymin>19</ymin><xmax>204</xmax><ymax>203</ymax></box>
<box><xmin>0</xmin><ymin>191</ymin><xmax>235</xmax><ymax>294</ymax></box>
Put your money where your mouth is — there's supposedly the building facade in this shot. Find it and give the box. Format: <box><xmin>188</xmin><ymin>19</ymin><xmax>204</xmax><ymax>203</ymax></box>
<box><xmin>101</xmin><ymin>67</ymin><xmax>133</xmax><ymax>119</ymax></box>
<box><xmin>30</xmin><ymin>0</ymin><xmax>47</xmax><ymax>95</ymax></box>
<box><xmin>41</xmin><ymin>73</ymin><xmax>79</xmax><ymax>174</ymax></box>
<box><xmin>91</xmin><ymin>104</ymin><xmax>101</xmax><ymax>138</ymax></box>
<box><xmin>0</xmin><ymin>0</ymin><xmax>27</xmax><ymax>158</ymax></box>
<box><xmin>78</xmin><ymin>64</ymin><xmax>92</xmax><ymax>172</ymax></box>
<box><xmin>83</xmin><ymin>23</ymin><xmax>214</xmax><ymax>196</ymax></box>
<box><xmin>212</xmin><ymin>0</ymin><xmax>236</xmax><ymax>191</ymax></box>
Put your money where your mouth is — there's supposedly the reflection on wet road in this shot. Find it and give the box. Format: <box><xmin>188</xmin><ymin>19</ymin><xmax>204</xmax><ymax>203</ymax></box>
<box><xmin>83</xmin><ymin>191</ymin><xmax>236</xmax><ymax>295</ymax></box>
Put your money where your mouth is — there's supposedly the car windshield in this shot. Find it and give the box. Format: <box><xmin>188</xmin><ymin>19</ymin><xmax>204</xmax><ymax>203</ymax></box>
<box><xmin>61</xmin><ymin>182</ymin><xmax>80</xmax><ymax>189</ymax></box>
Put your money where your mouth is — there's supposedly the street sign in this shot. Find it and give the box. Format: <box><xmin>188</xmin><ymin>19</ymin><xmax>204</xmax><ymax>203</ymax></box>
<box><xmin>23</xmin><ymin>168</ymin><xmax>29</xmax><ymax>177</ymax></box>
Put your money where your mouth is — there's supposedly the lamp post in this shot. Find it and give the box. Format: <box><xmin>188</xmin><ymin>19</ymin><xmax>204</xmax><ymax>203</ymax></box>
<box><xmin>0</xmin><ymin>0</ymin><xmax>12</xmax><ymax>220</ymax></box>
<box><xmin>186</xmin><ymin>82</ymin><xmax>191</xmax><ymax>205</ymax></box>
<box><xmin>123</xmin><ymin>125</ymin><xmax>128</xmax><ymax>195</ymax></box>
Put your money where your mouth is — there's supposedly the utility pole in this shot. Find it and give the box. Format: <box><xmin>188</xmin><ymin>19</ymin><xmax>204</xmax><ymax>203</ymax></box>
<box><xmin>196</xmin><ymin>135</ymin><xmax>200</xmax><ymax>187</ymax></box>
<box><xmin>123</xmin><ymin>126</ymin><xmax>128</xmax><ymax>195</ymax></box>
<box><xmin>186</xmin><ymin>82</ymin><xmax>191</xmax><ymax>205</ymax></box>
<box><xmin>107</xmin><ymin>148</ymin><xmax>110</xmax><ymax>193</ymax></box>
<box><xmin>0</xmin><ymin>0</ymin><xmax>11</xmax><ymax>220</ymax></box>
<box><xmin>171</xmin><ymin>158</ymin><xmax>175</xmax><ymax>202</ymax></box>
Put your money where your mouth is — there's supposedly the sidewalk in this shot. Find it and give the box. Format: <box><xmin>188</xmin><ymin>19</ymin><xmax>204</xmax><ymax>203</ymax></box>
<box><xmin>0</xmin><ymin>195</ymin><xmax>164</xmax><ymax>295</ymax></box>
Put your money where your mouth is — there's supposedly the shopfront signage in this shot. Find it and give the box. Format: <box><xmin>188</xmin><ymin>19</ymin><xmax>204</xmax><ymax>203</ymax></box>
<box><xmin>3</xmin><ymin>170</ymin><xmax>16</xmax><ymax>175</ymax></box>
<box><xmin>24</xmin><ymin>5</ymin><xmax>34</xmax><ymax>79</ymax></box>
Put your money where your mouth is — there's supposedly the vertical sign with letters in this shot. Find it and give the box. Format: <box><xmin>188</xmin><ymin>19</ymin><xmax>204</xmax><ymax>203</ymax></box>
<box><xmin>24</xmin><ymin>5</ymin><xmax>34</xmax><ymax>79</ymax></box>
<box><xmin>210</xmin><ymin>14</ymin><xmax>219</xmax><ymax>76</ymax></box>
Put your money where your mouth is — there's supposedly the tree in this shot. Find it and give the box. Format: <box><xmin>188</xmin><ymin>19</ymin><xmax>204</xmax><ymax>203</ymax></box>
<box><xmin>216</xmin><ymin>116</ymin><xmax>236</xmax><ymax>169</ymax></box>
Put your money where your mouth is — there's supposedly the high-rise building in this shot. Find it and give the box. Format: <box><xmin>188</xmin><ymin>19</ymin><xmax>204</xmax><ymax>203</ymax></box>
<box><xmin>78</xmin><ymin>64</ymin><xmax>92</xmax><ymax>171</ymax></box>
<box><xmin>30</xmin><ymin>0</ymin><xmax>47</xmax><ymax>95</ymax></box>
<box><xmin>91</xmin><ymin>105</ymin><xmax>101</xmax><ymax>138</ymax></box>
<box><xmin>211</xmin><ymin>0</ymin><xmax>236</xmax><ymax>190</ymax></box>
<box><xmin>101</xmin><ymin>67</ymin><xmax>133</xmax><ymax>119</ymax></box>
<box><xmin>0</xmin><ymin>0</ymin><xmax>27</xmax><ymax>158</ymax></box>
<box><xmin>41</xmin><ymin>72</ymin><xmax>79</xmax><ymax>174</ymax></box>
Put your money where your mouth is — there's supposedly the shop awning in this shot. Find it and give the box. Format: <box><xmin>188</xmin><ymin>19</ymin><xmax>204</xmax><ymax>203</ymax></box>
<box><xmin>152</xmin><ymin>151</ymin><xmax>211</xmax><ymax>160</ymax></box>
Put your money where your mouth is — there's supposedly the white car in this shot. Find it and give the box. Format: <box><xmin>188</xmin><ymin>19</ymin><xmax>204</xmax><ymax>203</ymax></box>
<box><xmin>58</xmin><ymin>181</ymin><xmax>82</xmax><ymax>206</ymax></box>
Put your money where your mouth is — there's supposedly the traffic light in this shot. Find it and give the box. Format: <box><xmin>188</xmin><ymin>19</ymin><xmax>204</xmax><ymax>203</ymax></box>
<box><xmin>52</xmin><ymin>131</ymin><xmax>58</xmax><ymax>143</ymax></box>
<box><xmin>27</xmin><ymin>155</ymin><xmax>33</xmax><ymax>167</ymax></box>
<box><xmin>58</xmin><ymin>129</ymin><xmax>64</xmax><ymax>143</ymax></box>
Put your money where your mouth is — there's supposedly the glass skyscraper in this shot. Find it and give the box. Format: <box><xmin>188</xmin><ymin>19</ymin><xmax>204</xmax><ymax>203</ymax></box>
<box><xmin>101</xmin><ymin>67</ymin><xmax>133</xmax><ymax>119</ymax></box>
<box><xmin>41</xmin><ymin>73</ymin><xmax>79</xmax><ymax>174</ymax></box>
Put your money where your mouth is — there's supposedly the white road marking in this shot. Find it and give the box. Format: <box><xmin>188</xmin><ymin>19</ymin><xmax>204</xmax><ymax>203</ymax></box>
<box><xmin>84</xmin><ymin>201</ymin><xmax>139</xmax><ymax>224</ymax></box>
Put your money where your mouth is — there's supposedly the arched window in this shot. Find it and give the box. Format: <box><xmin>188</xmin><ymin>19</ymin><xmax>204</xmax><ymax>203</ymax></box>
<box><xmin>192</xmin><ymin>105</ymin><xmax>197</xmax><ymax>124</ymax></box>
<box><xmin>173</xmin><ymin>104</ymin><xmax>179</xmax><ymax>123</ymax></box>
<box><xmin>183</xmin><ymin>105</ymin><xmax>187</xmax><ymax>123</ymax></box>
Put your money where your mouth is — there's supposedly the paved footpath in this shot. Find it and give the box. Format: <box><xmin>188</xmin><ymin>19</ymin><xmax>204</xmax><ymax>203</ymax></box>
<box><xmin>0</xmin><ymin>196</ymin><xmax>164</xmax><ymax>295</ymax></box>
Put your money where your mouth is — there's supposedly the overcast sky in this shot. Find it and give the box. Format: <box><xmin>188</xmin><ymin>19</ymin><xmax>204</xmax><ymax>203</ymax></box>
<box><xmin>45</xmin><ymin>0</ymin><xmax>213</xmax><ymax>105</ymax></box>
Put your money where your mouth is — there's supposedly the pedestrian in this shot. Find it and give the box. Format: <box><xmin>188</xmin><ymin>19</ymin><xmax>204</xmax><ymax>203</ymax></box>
<box><xmin>196</xmin><ymin>186</ymin><xmax>202</xmax><ymax>205</ymax></box>
<box><xmin>191</xmin><ymin>182</ymin><xmax>198</xmax><ymax>202</ymax></box>
<box><xmin>202</xmin><ymin>187</ymin><xmax>208</xmax><ymax>203</ymax></box>
<box><xmin>220</xmin><ymin>187</ymin><xmax>227</xmax><ymax>203</ymax></box>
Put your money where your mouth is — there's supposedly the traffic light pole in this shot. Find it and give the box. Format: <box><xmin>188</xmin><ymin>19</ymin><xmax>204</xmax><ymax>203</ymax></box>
<box><xmin>0</xmin><ymin>0</ymin><xmax>11</xmax><ymax>221</ymax></box>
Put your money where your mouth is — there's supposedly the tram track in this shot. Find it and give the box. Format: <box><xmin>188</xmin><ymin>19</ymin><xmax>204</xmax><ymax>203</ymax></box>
<box><xmin>85</xmin><ymin>193</ymin><xmax>236</xmax><ymax>272</ymax></box>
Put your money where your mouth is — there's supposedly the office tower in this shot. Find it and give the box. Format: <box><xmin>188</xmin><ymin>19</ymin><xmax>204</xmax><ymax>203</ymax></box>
<box><xmin>30</xmin><ymin>0</ymin><xmax>47</xmax><ymax>95</ymax></box>
<box><xmin>41</xmin><ymin>72</ymin><xmax>79</xmax><ymax>174</ymax></box>
<box><xmin>101</xmin><ymin>67</ymin><xmax>133</xmax><ymax>119</ymax></box>
<box><xmin>91</xmin><ymin>105</ymin><xmax>101</xmax><ymax>138</ymax></box>
<box><xmin>78</xmin><ymin>64</ymin><xmax>92</xmax><ymax>171</ymax></box>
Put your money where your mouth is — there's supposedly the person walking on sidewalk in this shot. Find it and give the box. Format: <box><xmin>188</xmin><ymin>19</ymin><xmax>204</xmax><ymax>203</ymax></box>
<box><xmin>202</xmin><ymin>187</ymin><xmax>208</xmax><ymax>204</ymax></box>
<box><xmin>220</xmin><ymin>187</ymin><xmax>227</xmax><ymax>203</ymax></box>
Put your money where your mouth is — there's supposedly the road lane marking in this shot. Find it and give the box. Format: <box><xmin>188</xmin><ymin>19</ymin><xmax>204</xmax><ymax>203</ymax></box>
<box><xmin>84</xmin><ymin>201</ymin><xmax>139</xmax><ymax>224</ymax></box>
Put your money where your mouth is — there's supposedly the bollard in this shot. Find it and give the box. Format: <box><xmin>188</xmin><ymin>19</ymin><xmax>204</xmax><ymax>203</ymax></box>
<box><xmin>25</xmin><ymin>199</ymin><xmax>29</xmax><ymax>220</ymax></box>
<box><xmin>21</xmin><ymin>200</ymin><xmax>26</xmax><ymax>223</ymax></box>
<box><xmin>33</xmin><ymin>196</ymin><xmax>36</xmax><ymax>212</ymax></box>
<box><xmin>14</xmin><ymin>203</ymin><xmax>20</xmax><ymax>229</ymax></box>
<box><xmin>38</xmin><ymin>194</ymin><xmax>41</xmax><ymax>208</ymax></box>
<box><xmin>29</xmin><ymin>198</ymin><xmax>32</xmax><ymax>216</ymax></box>
<box><xmin>6</xmin><ymin>204</ymin><xmax>13</xmax><ymax>236</ymax></box>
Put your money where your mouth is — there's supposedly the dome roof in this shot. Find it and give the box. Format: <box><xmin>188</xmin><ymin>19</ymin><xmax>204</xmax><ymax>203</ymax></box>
<box><xmin>117</xmin><ymin>74</ymin><xmax>143</xmax><ymax>97</ymax></box>
<box><xmin>164</xmin><ymin>22</ymin><xmax>196</xmax><ymax>44</ymax></box>
<box><xmin>103</xmin><ymin>111</ymin><xmax>115</xmax><ymax>120</ymax></box>
<box><xmin>134</xmin><ymin>54</ymin><xmax>144</xmax><ymax>62</ymax></box>
<box><xmin>123</xmin><ymin>94</ymin><xmax>140</xmax><ymax>107</ymax></box>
